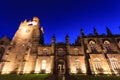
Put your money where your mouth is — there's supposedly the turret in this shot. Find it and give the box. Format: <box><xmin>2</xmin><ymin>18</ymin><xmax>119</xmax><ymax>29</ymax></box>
<box><xmin>51</xmin><ymin>35</ymin><xmax>56</xmax><ymax>54</ymax></box>
<box><xmin>93</xmin><ymin>27</ymin><xmax>99</xmax><ymax>36</ymax></box>
<box><xmin>39</xmin><ymin>27</ymin><xmax>44</xmax><ymax>44</ymax></box>
<box><xmin>106</xmin><ymin>27</ymin><xmax>112</xmax><ymax>36</ymax></box>
<box><xmin>80</xmin><ymin>28</ymin><xmax>85</xmax><ymax>36</ymax></box>
<box><xmin>65</xmin><ymin>34</ymin><xmax>69</xmax><ymax>45</ymax></box>
<box><xmin>52</xmin><ymin>34</ymin><xmax>56</xmax><ymax>46</ymax></box>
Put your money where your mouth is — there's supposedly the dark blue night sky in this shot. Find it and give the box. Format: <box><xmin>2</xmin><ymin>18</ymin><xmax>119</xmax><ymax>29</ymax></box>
<box><xmin>0</xmin><ymin>0</ymin><xmax>120</xmax><ymax>43</ymax></box>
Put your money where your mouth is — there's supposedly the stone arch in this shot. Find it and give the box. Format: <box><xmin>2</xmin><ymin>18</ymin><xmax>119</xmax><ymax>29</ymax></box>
<box><xmin>89</xmin><ymin>40</ymin><xmax>96</xmax><ymax>45</ymax></box>
<box><xmin>103</xmin><ymin>39</ymin><xmax>111</xmax><ymax>44</ymax></box>
<box><xmin>88</xmin><ymin>39</ymin><xmax>96</xmax><ymax>44</ymax></box>
<box><xmin>58</xmin><ymin>48</ymin><xmax>64</xmax><ymax>51</ymax></box>
<box><xmin>43</xmin><ymin>48</ymin><xmax>48</xmax><ymax>55</ymax></box>
<box><xmin>56</xmin><ymin>58</ymin><xmax>66</xmax><ymax>74</ymax></box>
<box><xmin>103</xmin><ymin>40</ymin><xmax>112</xmax><ymax>53</ymax></box>
<box><xmin>88</xmin><ymin>40</ymin><xmax>97</xmax><ymax>53</ymax></box>
<box><xmin>57</xmin><ymin>48</ymin><xmax>66</xmax><ymax>55</ymax></box>
<box><xmin>93</xmin><ymin>58</ymin><xmax>102</xmax><ymax>70</ymax></box>
<box><xmin>110</xmin><ymin>57</ymin><xmax>120</xmax><ymax>70</ymax></box>
<box><xmin>73</xmin><ymin>48</ymin><xmax>79</xmax><ymax>55</ymax></box>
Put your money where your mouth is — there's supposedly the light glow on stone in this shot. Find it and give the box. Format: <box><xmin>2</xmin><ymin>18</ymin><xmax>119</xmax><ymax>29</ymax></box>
<box><xmin>41</xmin><ymin>60</ymin><xmax>46</xmax><ymax>70</ymax></box>
<box><xmin>71</xmin><ymin>66</ymin><xmax>77</xmax><ymax>73</ymax></box>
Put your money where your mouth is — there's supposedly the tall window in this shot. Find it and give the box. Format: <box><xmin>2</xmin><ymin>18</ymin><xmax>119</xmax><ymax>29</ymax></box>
<box><xmin>104</xmin><ymin>40</ymin><xmax>111</xmax><ymax>52</ymax></box>
<box><xmin>74</xmin><ymin>48</ymin><xmax>79</xmax><ymax>55</ymax></box>
<box><xmin>89</xmin><ymin>40</ymin><xmax>96</xmax><ymax>53</ymax></box>
<box><xmin>94</xmin><ymin>58</ymin><xmax>102</xmax><ymax>70</ymax></box>
<box><xmin>43</xmin><ymin>48</ymin><xmax>48</xmax><ymax>55</ymax></box>
<box><xmin>110</xmin><ymin>58</ymin><xmax>120</xmax><ymax>70</ymax></box>
<box><xmin>42</xmin><ymin>60</ymin><xmax>46</xmax><ymax>70</ymax></box>
<box><xmin>58</xmin><ymin>48</ymin><xmax>63</xmax><ymax>53</ymax></box>
<box><xmin>75</xmin><ymin>58</ymin><xmax>80</xmax><ymax>69</ymax></box>
<box><xmin>58</xmin><ymin>48</ymin><xmax>64</xmax><ymax>55</ymax></box>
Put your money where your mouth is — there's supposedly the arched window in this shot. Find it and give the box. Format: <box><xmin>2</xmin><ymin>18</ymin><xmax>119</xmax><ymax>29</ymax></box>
<box><xmin>89</xmin><ymin>40</ymin><xmax>96</xmax><ymax>53</ymax></box>
<box><xmin>110</xmin><ymin>58</ymin><xmax>120</xmax><ymax>70</ymax></box>
<box><xmin>58</xmin><ymin>48</ymin><xmax>63</xmax><ymax>53</ymax></box>
<box><xmin>75</xmin><ymin>58</ymin><xmax>80</xmax><ymax>69</ymax></box>
<box><xmin>104</xmin><ymin>40</ymin><xmax>111</xmax><ymax>52</ymax></box>
<box><xmin>41</xmin><ymin>60</ymin><xmax>46</xmax><ymax>70</ymax></box>
<box><xmin>43</xmin><ymin>48</ymin><xmax>48</xmax><ymax>55</ymax></box>
<box><xmin>58</xmin><ymin>48</ymin><xmax>64</xmax><ymax>55</ymax></box>
<box><xmin>74</xmin><ymin>48</ymin><xmax>79</xmax><ymax>55</ymax></box>
<box><xmin>94</xmin><ymin>58</ymin><xmax>102</xmax><ymax>70</ymax></box>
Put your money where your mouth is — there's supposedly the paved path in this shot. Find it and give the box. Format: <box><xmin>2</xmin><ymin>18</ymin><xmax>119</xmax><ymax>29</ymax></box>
<box><xmin>46</xmin><ymin>72</ymin><xmax>76</xmax><ymax>80</ymax></box>
<box><xmin>58</xmin><ymin>73</ymin><xmax>65</xmax><ymax>80</ymax></box>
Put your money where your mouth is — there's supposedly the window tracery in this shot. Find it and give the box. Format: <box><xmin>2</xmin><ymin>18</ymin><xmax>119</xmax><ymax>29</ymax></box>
<box><xmin>94</xmin><ymin>58</ymin><xmax>102</xmax><ymax>70</ymax></box>
<box><xmin>42</xmin><ymin>60</ymin><xmax>46</xmax><ymax>70</ymax></box>
<box><xmin>74</xmin><ymin>48</ymin><xmax>79</xmax><ymax>55</ymax></box>
<box><xmin>89</xmin><ymin>40</ymin><xmax>96</xmax><ymax>53</ymax></box>
<box><xmin>43</xmin><ymin>48</ymin><xmax>48</xmax><ymax>55</ymax></box>
<box><xmin>110</xmin><ymin>58</ymin><xmax>120</xmax><ymax>70</ymax></box>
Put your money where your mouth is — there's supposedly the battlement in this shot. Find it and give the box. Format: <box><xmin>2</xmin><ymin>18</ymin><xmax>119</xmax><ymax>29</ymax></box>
<box><xmin>20</xmin><ymin>17</ymin><xmax>40</xmax><ymax>27</ymax></box>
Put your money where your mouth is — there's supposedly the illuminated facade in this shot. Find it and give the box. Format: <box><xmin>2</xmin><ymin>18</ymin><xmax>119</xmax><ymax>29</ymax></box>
<box><xmin>0</xmin><ymin>17</ymin><xmax>120</xmax><ymax>75</ymax></box>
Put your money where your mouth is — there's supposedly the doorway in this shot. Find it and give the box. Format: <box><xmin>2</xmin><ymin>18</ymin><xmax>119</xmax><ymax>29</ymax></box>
<box><xmin>57</xmin><ymin>59</ymin><xmax>66</xmax><ymax>74</ymax></box>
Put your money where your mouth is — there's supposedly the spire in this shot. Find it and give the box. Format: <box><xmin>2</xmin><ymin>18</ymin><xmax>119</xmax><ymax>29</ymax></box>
<box><xmin>106</xmin><ymin>27</ymin><xmax>112</xmax><ymax>36</ymax></box>
<box><xmin>80</xmin><ymin>28</ymin><xmax>84</xmax><ymax>36</ymax></box>
<box><xmin>41</xmin><ymin>27</ymin><xmax>44</xmax><ymax>34</ymax></box>
<box><xmin>33</xmin><ymin>17</ymin><xmax>39</xmax><ymax>23</ymax></box>
<box><xmin>52</xmin><ymin>34</ymin><xmax>56</xmax><ymax>44</ymax></box>
<box><xmin>22</xmin><ymin>19</ymin><xmax>27</xmax><ymax>24</ymax></box>
<box><xmin>93</xmin><ymin>27</ymin><xmax>98</xmax><ymax>36</ymax></box>
<box><xmin>65</xmin><ymin>34</ymin><xmax>69</xmax><ymax>38</ymax></box>
<box><xmin>75</xmin><ymin>39</ymin><xmax>77</xmax><ymax>44</ymax></box>
<box><xmin>65</xmin><ymin>34</ymin><xmax>69</xmax><ymax>45</ymax></box>
<box><xmin>39</xmin><ymin>27</ymin><xmax>44</xmax><ymax>45</ymax></box>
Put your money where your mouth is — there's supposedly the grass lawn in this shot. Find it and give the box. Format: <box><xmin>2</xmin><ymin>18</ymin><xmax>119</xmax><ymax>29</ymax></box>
<box><xmin>72</xmin><ymin>74</ymin><xmax>120</xmax><ymax>80</ymax></box>
<box><xmin>0</xmin><ymin>74</ymin><xmax>50</xmax><ymax>80</ymax></box>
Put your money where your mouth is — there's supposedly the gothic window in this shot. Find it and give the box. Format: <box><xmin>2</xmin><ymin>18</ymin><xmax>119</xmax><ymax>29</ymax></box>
<box><xmin>43</xmin><ymin>48</ymin><xmax>48</xmax><ymax>55</ymax></box>
<box><xmin>74</xmin><ymin>48</ymin><xmax>79</xmax><ymax>55</ymax></box>
<box><xmin>75</xmin><ymin>58</ymin><xmax>80</xmax><ymax>69</ymax></box>
<box><xmin>58</xmin><ymin>48</ymin><xmax>64</xmax><ymax>55</ymax></box>
<box><xmin>41</xmin><ymin>60</ymin><xmax>46</xmax><ymax>70</ymax></box>
<box><xmin>110</xmin><ymin>58</ymin><xmax>120</xmax><ymax>70</ymax></box>
<box><xmin>89</xmin><ymin>40</ymin><xmax>96</xmax><ymax>53</ymax></box>
<box><xmin>58</xmin><ymin>48</ymin><xmax>63</xmax><ymax>53</ymax></box>
<box><xmin>94</xmin><ymin>58</ymin><xmax>102</xmax><ymax>70</ymax></box>
<box><xmin>104</xmin><ymin>40</ymin><xmax>111</xmax><ymax>52</ymax></box>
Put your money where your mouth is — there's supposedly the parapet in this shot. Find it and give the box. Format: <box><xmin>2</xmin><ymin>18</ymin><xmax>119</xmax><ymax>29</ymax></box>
<box><xmin>20</xmin><ymin>17</ymin><xmax>40</xmax><ymax>27</ymax></box>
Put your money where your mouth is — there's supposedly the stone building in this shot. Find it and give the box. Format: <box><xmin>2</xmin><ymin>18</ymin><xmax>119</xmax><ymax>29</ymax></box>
<box><xmin>0</xmin><ymin>17</ymin><xmax>120</xmax><ymax>75</ymax></box>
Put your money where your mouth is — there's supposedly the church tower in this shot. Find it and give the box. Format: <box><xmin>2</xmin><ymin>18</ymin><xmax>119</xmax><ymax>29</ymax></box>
<box><xmin>1</xmin><ymin>17</ymin><xmax>42</xmax><ymax>74</ymax></box>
